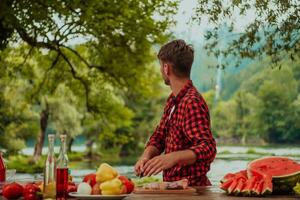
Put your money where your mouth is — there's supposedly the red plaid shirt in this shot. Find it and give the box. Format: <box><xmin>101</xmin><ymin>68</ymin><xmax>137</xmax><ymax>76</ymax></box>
<box><xmin>146</xmin><ymin>80</ymin><xmax>216</xmax><ymax>186</ymax></box>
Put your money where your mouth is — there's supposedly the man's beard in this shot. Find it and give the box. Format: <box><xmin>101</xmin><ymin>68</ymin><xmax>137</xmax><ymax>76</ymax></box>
<box><xmin>163</xmin><ymin>76</ymin><xmax>170</xmax><ymax>85</ymax></box>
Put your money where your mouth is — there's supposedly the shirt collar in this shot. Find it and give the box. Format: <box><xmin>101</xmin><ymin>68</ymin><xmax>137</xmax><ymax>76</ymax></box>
<box><xmin>171</xmin><ymin>80</ymin><xmax>193</xmax><ymax>105</ymax></box>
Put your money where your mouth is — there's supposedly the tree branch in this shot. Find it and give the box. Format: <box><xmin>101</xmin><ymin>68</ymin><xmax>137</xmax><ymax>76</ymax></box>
<box><xmin>15</xmin><ymin>19</ymin><xmax>128</xmax><ymax>112</ymax></box>
<box><xmin>31</xmin><ymin>53</ymin><xmax>60</xmax><ymax>99</ymax></box>
<box><xmin>61</xmin><ymin>45</ymin><xmax>126</xmax><ymax>88</ymax></box>
<box><xmin>57</xmin><ymin>49</ymin><xmax>92</xmax><ymax>112</ymax></box>
<box><xmin>19</xmin><ymin>46</ymin><xmax>35</xmax><ymax>67</ymax></box>
<box><xmin>16</xmin><ymin>26</ymin><xmax>59</xmax><ymax>51</ymax></box>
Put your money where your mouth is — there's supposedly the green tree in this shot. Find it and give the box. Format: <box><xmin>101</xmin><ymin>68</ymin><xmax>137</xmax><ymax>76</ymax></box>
<box><xmin>233</xmin><ymin>91</ymin><xmax>258</xmax><ymax>144</ymax></box>
<box><xmin>0</xmin><ymin>61</ymin><xmax>39</xmax><ymax>153</ymax></box>
<box><xmin>195</xmin><ymin>0</ymin><xmax>300</xmax><ymax>67</ymax></box>
<box><xmin>211</xmin><ymin>91</ymin><xmax>258</xmax><ymax>144</ymax></box>
<box><xmin>202</xmin><ymin>90</ymin><xmax>215</xmax><ymax>110</ymax></box>
<box><xmin>121</xmin><ymin>92</ymin><xmax>167</xmax><ymax>156</ymax></box>
<box><xmin>45</xmin><ymin>86</ymin><xmax>83</xmax><ymax>152</ymax></box>
<box><xmin>289</xmin><ymin>95</ymin><xmax>300</xmax><ymax>141</ymax></box>
<box><xmin>0</xmin><ymin>0</ymin><xmax>178</xmax><ymax>158</ymax></box>
<box><xmin>255</xmin><ymin>67</ymin><xmax>298</xmax><ymax>143</ymax></box>
<box><xmin>212</xmin><ymin>99</ymin><xmax>237</xmax><ymax>139</ymax></box>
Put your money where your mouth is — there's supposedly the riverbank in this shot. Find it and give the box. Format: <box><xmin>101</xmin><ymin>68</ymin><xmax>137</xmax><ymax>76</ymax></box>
<box><xmin>7</xmin><ymin>145</ymin><xmax>300</xmax><ymax>174</ymax></box>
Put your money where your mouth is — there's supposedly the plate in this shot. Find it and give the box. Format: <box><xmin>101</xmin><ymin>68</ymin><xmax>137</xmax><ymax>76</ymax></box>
<box><xmin>68</xmin><ymin>192</ymin><xmax>129</xmax><ymax>200</ymax></box>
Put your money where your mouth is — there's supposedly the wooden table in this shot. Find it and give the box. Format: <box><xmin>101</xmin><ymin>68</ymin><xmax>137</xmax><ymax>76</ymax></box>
<box><xmin>1</xmin><ymin>187</ymin><xmax>298</xmax><ymax>200</ymax></box>
<box><xmin>126</xmin><ymin>186</ymin><xmax>299</xmax><ymax>200</ymax></box>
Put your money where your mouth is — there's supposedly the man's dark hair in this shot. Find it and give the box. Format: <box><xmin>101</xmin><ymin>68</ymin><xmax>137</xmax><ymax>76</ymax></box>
<box><xmin>157</xmin><ymin>39</ymin><xmax>194</xmax><ymax>77</ymax></box>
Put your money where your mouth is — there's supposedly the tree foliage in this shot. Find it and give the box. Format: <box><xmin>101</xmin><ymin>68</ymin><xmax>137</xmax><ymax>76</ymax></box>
<box><xmin>0</xmin><ymin>0</ymin><xmax>178</xmax><ymax>156</ymax></box>
<box><xmin>0</xmin><ymin>0</ymin><xmax>177</xmax><ymax>112</ymax></box>
<box><xmin>195</xmin><ymin>0</ymin><xmax>300</xmax><ymax>68</ymax></box>
<box><xmin>210</xmin><ymin>58</ymin><xmax>300</xmax><ymax>144</ymax></box>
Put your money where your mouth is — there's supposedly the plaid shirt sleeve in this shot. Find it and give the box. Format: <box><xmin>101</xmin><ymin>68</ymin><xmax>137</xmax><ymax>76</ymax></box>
<box><xmin>182</xmin><ymin>99</ymin><xmax>216</xmax><ymax>163</ymax></box>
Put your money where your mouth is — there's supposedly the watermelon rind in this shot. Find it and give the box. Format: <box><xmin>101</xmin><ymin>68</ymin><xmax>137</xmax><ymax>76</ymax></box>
<box><xmin>272</xmin><ymin>172</ymin><xmax>300</xmax><ymax>194</ymax></box>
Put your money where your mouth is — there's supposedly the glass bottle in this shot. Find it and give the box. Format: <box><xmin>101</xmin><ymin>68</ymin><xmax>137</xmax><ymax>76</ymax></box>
<box><xmin>0</xmin><ymin>151</ymin><xmax>6</xmax><ymax>182</ymax></box>
<box><xmin>56</xmin><ymin>135</ymin><xmax>68</xmax><ymax>200</ymax></box>
<box><xmin>43</xmin><ymin>134</ymin><xmax>56</xmax><ymax>198</ymax></box>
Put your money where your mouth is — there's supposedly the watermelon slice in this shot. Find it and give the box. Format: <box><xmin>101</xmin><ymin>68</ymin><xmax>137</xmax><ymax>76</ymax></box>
<box><xmin>220</xmin><ymin>173</ymin><xmax>235</xmax><ymax>183</ymax></box>
<box><xmin>233</xmin><ymin>178</ymin><xmax>246</xmax><ymax>195</ymax></box>
<box><xmin>252</xmin><ymin>180</ymin><xmax>264</xmax><ymax>196</ymax></box>
<box><xmin>262</xmin><ymin>175</ymin><xmax>272</xmax><ymax>195</ymax></box>
<box><xmin>220</xmin><ymin>170</ymin><xmax>247</xmax><ymax>194</ymax></box>
<box><xmin>241</xmin><ymin>176</ymin><xmax>257</xmax><ymax>196</ymax></box>
<box><xmin>220</xmin><ymin>178</ymin><xmax>234</xmax><ymax>191</ymax></box>
<box><xmin>227</xmin><ymin>178</ymin><xmax>239</xmax><ymax>194</ymax></box>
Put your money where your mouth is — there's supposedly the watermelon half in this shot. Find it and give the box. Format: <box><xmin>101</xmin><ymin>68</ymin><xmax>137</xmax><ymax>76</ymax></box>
<box><xmin>247</xmin><ymin>156</ymin><xmax>300</xmax><ymax>194</ymax></box>
<box><xmin>220</xmin><ymin>156</ymin><xmax>300</xmax><ymax>196</ymax></box>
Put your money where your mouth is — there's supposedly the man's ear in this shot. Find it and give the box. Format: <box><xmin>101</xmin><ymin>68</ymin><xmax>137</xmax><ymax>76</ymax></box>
<box><xmin>163</xmin><ymin>63</ymin><xmax>170</xmax><ymax>75</ymax></box>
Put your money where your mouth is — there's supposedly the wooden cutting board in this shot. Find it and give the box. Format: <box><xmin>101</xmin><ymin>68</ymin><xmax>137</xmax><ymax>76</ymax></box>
<box><xmin>134</xmin><ymin>187</ymin><xmax>197</xmax><ymax>194</ymax></box>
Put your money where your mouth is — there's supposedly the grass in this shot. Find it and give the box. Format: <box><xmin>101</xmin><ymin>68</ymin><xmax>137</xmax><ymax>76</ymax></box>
<box><xmin>6</xmin><ymin>151</ymin><xmax>140</xmax><ymax>173</ymax></box>
<box><xmin>218</xmin><ymin>150</ymin><xmax>232</xmax><ymax>154</ymax></box>
<box><xmin>6</xmin><ymin>155</ymin><xmax>44</xmax><ymax>173</ymax></box>
<box><xmin>218</xmin><ymin>148</ymin><xmax>276</xmax><ymax>156</ymax></box>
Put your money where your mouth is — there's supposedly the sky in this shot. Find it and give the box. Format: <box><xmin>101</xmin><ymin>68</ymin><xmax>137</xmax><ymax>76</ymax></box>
<box><xmin>168</xmin><ymin>0</ymin><xmax>256</xmax><ymax>96</ymax></box>
<box><xmin>172</xmin><ymin>0</ymin><xmax>256</xmax><ymax>43</ymax></box>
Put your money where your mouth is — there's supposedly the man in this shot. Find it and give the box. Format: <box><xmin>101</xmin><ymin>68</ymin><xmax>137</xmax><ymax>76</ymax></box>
<box><xmin>134</xmin><ymin>39</ymin><xmax>216</xmax><ymax>186</ymax></box>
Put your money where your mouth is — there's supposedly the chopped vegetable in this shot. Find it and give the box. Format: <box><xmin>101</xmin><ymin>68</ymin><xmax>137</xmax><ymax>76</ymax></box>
<box><xmin>294</xmin><ymin>182</ymin><xmax>300</xmax><ymax>195</ymax></box>
<box><xmin>132</xmin><ymin>176</ymin><xmax>162</xmax><ymax>187</ymax></box>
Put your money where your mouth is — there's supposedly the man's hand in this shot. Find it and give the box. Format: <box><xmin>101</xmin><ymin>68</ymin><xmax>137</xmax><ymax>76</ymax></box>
<box><xmin>142</xmin><ymin>153</ymin><xmax>178</xmax><ymax>177</ymax></box>
<box><xmin>134</xmin><ymin>145</ymin><xmax>161</xmax><ymax>176</ymax></box>
<box><xmin>134</xmin><ymin>157</ymin><xmax>149</xmax><ymax>176</ymax></box>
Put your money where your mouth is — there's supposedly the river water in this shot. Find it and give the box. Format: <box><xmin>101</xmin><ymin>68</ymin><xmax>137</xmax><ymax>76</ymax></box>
<box><xmin>16</xmin><ymin>145</ymin><xmax>300</xmax><ymax>186</ymax></box>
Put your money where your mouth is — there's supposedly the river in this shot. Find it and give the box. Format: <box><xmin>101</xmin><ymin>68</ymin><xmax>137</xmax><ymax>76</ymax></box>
<box><xmin>14</xmin><ymin>145</ymin><xmax>300</xmax><ymax>186</ymax></box>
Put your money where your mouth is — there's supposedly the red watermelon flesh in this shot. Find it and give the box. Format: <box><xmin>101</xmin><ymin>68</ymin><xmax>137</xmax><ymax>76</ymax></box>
<box><xmin>233</xmin><ymin>178</ymin><xmax>246</xmax><ymax>195</ymax></box>
<box><xmin>221</xmin><ymin>173</ymin><xmax>235</xmax><ymax>183</ymax></box>
<box><xmin>262</xmin><ymin>175</ymin><xmax>272</xmax><ymax>195</ymax></box>
<box><xmin>247</xmin><ymin>156</ymin><xmax>300</xmax><ymax>178</ymax></box>
<box><xmin>251</xmin><ymin>180</ymin><xmax>260</xmax><ymax>196</ymax></box>
<box><xmin>253</xmin><ymin>180</ymin><xmax>264</xmax><ymax>196</ymax></box>
<box><xmin>220</xmin><ymin>170</ymin><xmax>247</xmax><ymax>192</ymax></box>
<box><xmin>241</xmin><ymin>176</ymin><xmax>257</xmax><ymax>196</ymax></box>
<box><xmin>220</xmin><ymin>178</ymin><xmax>234</xmax><ymax>191</ymax></box>
<box><xmin>227</xmin><ymin>178</ymin><xmax>239</xmax><ymax>194</ymax></box>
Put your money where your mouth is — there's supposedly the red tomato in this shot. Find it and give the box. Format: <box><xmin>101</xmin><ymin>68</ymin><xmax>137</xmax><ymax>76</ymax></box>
<box><xmin>118</xmin><ymin>175</ymin><xmax>135</xmax><ymax>194</ymax></box>
<box><xmin>3</xmin><ymin>182</ymin><xmax>24</xmax><ymax>199</ymax></box>
<box><xmin>67</xmin><ymin>183</ymin><xmax>77</xmax><ymax>197</ymax></box>
<box><xmin>83</xmin><ymin>173</ymin><xmax>97</xmax><ymax>187</ymax></box>
<box><xmin>91</xmin><ymin>183</ymin><xmax>101</xmax><ymax>195</ymax></box>
<box><xmin>23</xmin><ymin>183</ymin><xmax>42</xmax><ymax>200</ymax></box>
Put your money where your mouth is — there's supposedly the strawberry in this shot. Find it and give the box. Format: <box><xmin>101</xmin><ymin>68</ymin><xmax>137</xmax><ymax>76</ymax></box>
<box><xmin>23</xmin><ymin>183</ymin><xmax>42</xmax><ymax>200</ymax></box>
<box><xmin>3</xmin><ymin>182</ymin><xmax>24</xmax><ymax>199</ymax></box>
